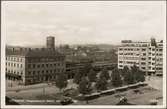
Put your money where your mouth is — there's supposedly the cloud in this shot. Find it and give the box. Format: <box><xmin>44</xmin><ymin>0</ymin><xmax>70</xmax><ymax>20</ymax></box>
<box><xmin>2</xmin><ymin>1</ymin><xmax>166</xmax><ymax>46</ymax></box>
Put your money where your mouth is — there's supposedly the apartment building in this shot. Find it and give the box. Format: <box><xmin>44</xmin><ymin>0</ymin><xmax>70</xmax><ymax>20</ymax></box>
<box><xmin>6</xmin><ymin>36</ymin><xmax>66</xmax><ymax>85</ymax></box>
<box><xmin>118</xmin><ymin>38</ymin><xmax>163</xmax><ymax>76</ymax></box>
<box><xmin>6</xmin><ymin>49</ymin><xmax>66</xmax><ymax>85</ymax></box>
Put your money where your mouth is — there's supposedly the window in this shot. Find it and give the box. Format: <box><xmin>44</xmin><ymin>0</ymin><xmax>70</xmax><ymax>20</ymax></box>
<box><xmin>142</xmin><ymin>48</ymin><xmax>146</xmax><ymax>51</ymax></box>
<box><xmin>33</xmin><ymin>64</ymin><xmax>35</xmax><ymax>68</ymax></box>
<box><xmin>42</xmin><ymin>70</ymin><xmax>44</xmax><ymax>74</ymax></box>
<box><xmin>119</xmin><ymin>48</ymin><xmax>123</xmax><ymax>51</ymax></box>
<box><xmin>33</xmin><ymin>71</ymin><xmax>35</xmax><ymax>75</ymax></box>
<box><xmin>28</xmin><ymin>64</ymin><xmax>31</xmax><ymax>68</ymax></box>
<box><xmin>42</xmin><ymin>64</ymin><xmax>44</xmax><ymax>67</ymax></box>
<box><xmin>143</xmin><ymin>53</ymin><xmax>146</xmax><ymax>56</ymax></box>
<box><xmin>20</xmin><ymin>64</ymin><xmax>23</xmax><ymax>68</ymax></box>
<box><xmin>37</xmin><ymin>64</ymin><xmax>40</xmax><ymax>68</ymax></box>
<box><xmin>50</xmin><ymin>64</ymin><xmax>52</xmax><ymax>67</ymax></box>
<box><xmin>119</xmin><ymin>65</ymin><xmax>123</xmax><ymax>67</ymax></box>
<box><xmin>21</xmin><ymin>71</ymin><xmax>23</xmax><ymax>75</ymax></box>
<box><xmin>46</xmin><ymin>64</ymin><xmax>48</xmax><ymax>67</ymax></box>
<box><xmin>119</xmin><ymin>61</ymin><xmax>123</xmax><ymax>63</ymax></box>
<box><xmin>28</xmin><ymin>72</ymin><xmax>31</xmax><ymax>75</ymax></box>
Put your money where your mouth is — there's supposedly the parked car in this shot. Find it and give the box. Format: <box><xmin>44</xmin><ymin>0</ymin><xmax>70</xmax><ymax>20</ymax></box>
<box><xmin>60</xmin><ymin>97</ymin><xmax>73</xmax><ymax>105</ymax></box>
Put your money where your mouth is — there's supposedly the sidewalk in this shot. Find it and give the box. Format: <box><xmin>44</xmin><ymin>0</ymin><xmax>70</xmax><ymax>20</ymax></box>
<box><xmin>6</xmin><ymin>83</ymin><xmax>49</xmax><ymax>92</ymax></box>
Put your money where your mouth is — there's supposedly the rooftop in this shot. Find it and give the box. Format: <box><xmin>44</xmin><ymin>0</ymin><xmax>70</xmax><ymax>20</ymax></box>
<box><xmin>6</xmin><ymin>48</ymin><xmax>65</xmax><ymax>57</ymax></box>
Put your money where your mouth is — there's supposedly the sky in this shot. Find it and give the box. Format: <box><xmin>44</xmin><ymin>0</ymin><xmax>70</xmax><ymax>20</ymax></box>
<box><xmin>2</xmin><ymin>1</ymin><xmax>166</xmax><ymax>46</ymax></box>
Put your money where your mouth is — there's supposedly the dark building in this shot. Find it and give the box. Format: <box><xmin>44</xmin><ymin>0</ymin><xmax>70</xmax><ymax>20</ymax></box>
<box><xmin>6</xmin><ymin>48</ymin><xmax>66</xmax><ymax>85</ymax></box>
<box><xmin>6</xmin><ymin>36</ymin><xmax>66</xmax><ymax>85</ymax></box>
<box><xmin>46</xmin><ymin>36</ymin><xmax>55</xmax><ymax>49</ymax></box>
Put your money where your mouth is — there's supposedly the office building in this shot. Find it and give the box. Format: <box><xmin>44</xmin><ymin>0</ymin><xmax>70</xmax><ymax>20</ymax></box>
<box><xmin>118</xmin><ymin>38</ymin><xmax>163</xmax><ymax>76</ymax></box>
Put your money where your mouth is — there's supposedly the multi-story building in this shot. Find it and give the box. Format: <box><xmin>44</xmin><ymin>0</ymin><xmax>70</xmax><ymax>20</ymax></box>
<box><xmin>118</xmin><ymin>38</ymin><xmax>163</xmax><ymax>76</ymax></box>
<box><xmin>6</xmin><ymin>36</ymin><xmax>66</xmax><ymax>85</ymax></box>
<box><xmin>6</xmin><ymin>48</ymin><xmax>66</xmax><ymax>85</ymax></box>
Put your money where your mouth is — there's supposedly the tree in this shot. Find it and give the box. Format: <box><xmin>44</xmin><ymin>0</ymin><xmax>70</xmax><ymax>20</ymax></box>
<box><xmin>88</xmin><ymin>69</ymin><xmax>97</xmax><ymax>82</ymax></box>
<box><xmin>82</xmin><ymin>63</ymin><xmax>92</xmax><ymax>76</ymax></box>
<box><xmin>73</xmin><ymin>71</ymin><xmax>82</xmax><ymax>84</ymax></box>
<box><xmin>111</xmin><ymin>68</ymin><xmax>122</xmax><ymax>87</ymax></box>
<box><xmin>121</xmin><ymin>66</ymin><xmax>129</xmax><ymax>77</ymax></box>
<box><xmin>100</xmin><ymin>68</ymin><xmax>110</xmax><ymax>80</ymax></box>
<box><xmin>131</xmin><ymin>65</ymin><xmax>145</xmax><ymax>82</ymax></box>
<box><xmin>78</xmin><ymin>77</ymin><xmax>92</xmax><ymax>104</ymax></box>
<box><xmin>95</xmin><ymin>77</ymin><xmax>108</xmax><ymax>91</ymax></box>
<box><xmin>55</xmin><ymin>73</ymin><xmax>68</xmax><ymax>93</ymax></box>
<box><xmin>123</xmin><ymin>66</ymin><xmax>134</xmax><ymax>84</ymax></box>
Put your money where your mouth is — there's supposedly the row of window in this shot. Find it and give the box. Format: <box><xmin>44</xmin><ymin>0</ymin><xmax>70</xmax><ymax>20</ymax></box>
<box><xmin>27</xmin><ymin>69</ymin><xmax>65</xmax><ymax>75</ymax></box>
<box><xmin>28</xmin><ymin>57</ymin><xmax>64</xmax><ymax>63</ymax></box>
<box><xmin>119</xmin><ymin>56</ymin><xmax>139</xmax><ymax>60</ymax></box>
<box><xmin>119</xmin><ymin>48</ymin><xmax>140</xmax><ymax>51</ymax></box>
<box><xmin>6</xmin><ymin>62</ymin><xmax>23</xmax><ymax>68</ymax></box>
<box><xmin>28</xmin><ymin>63</ymin><xmax>64</xmax><ymax>68</ymax></box>
<box><xmin>6</xmin><ymin>57</ymin><xmax>23</xmax><ymax>62</ymax></box>
<box><xmin>149</xmin><ymin>48</ymin><xmax>163</xmax><ymax>51</ymax></box>
<box><xmin>119</xmin><ymin>48</ymin><xmax>163</xmax><ymax>53</ymax></box>
<box><xmin>6</xmin><ymin>70</ymin><xmax>23</xmax><ymax>75</ymax></box>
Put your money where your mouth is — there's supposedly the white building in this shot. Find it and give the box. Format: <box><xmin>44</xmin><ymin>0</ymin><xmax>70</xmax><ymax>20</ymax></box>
<box><xmin>118</xmin><ymin>38</ymin><xmax>163</xmax><ymax>76</ymax></box>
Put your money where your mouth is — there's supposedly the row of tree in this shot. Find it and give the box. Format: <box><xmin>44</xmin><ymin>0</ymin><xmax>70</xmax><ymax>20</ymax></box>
<box><xmin>54</xmin><ymin>64</ymin><xmax>145</xmax><ymax>103</ymax></box>
<box><xmin>76</xmin><ymin>64</ymin><xmax>145</xmax><ymax>93</ymax></box>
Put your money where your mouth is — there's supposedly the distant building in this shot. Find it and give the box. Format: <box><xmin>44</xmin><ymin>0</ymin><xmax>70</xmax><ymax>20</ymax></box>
<box><xmin>65</xmin><ymin>61</ymin><xmax>90</xmax><ymax>79</ymax></box>
<box><xmin>118</xmin><ymin>38</ymin><xmax>163</xmax><ymax>76</ymax></box>
<box><xmin>46</xmin><ymin>36</ymin><xmax>55</xmax><ymax>49</ymax></box>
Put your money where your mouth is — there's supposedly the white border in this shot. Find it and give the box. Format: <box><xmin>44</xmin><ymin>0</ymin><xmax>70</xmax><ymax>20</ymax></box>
<box><xmin>1</xmin><ymin>1</ymin><xmax>166</xmax><ymax>108</ymax></box>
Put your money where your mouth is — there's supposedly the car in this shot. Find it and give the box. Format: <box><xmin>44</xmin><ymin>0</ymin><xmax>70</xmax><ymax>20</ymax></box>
<box><xmin>149</xmin><ymin>99</ymin><xmax>158</xmax><ymax>105</ymax></box>
<box><xmin>60</xmin><ymin>97</ymin><xmax>73</xmax><ymax>105</ymax></box>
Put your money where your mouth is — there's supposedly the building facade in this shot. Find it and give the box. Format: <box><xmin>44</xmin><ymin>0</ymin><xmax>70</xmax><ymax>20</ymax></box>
<box><xmin>6</xmin><ymin>49</ymin><xmax>66</xmax><ymax>85</ymax></box>
<box><xmin>118</xmin><ymin>38</ymin><xmax>163</xmax><ymax>76</ymax></box>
